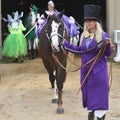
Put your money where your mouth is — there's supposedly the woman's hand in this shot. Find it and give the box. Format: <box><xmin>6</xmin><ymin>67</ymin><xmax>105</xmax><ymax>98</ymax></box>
<box><xmin>62</xmin><ymin>39</ymin><xmax>66</xmax><ymax>44</ymax></box>
<box><xmin>111</xmin><ymin>44</ymin><xmax>116</xmax><ymax>53</ymax></box>
<box><xmin>106</xmin><ymin>38</ymin><xmax>115</xmax><ymax>53</ymax></box>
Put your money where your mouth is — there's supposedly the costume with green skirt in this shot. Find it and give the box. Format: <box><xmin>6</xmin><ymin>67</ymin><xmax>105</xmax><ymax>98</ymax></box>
<box><xmin>2</xmin><ymin>22</ymin><xmax>27</xmax><ymax>58</ymax></box>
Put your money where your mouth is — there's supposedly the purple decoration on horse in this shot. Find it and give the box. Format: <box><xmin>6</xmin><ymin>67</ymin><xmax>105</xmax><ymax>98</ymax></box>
<box><xmin>36</xmin><ymin>10</ymin><xmax>79</xmax><ymax>39</ymax></box>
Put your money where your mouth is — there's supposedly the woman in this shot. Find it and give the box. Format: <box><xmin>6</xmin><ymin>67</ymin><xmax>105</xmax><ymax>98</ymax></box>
<box><xmin>45</xmin><ymin>0</ymin><xmax>55</xmax><ymax>15</ymax></box>
<box><xmin>63</xmin><ymin>5</ymin><xmax>114</xmax><ymax>120</ymax></box>
<box><xmin>2</xmin><ymin>11</ymin><xmax>27</xmax><ymax>62</ymax></box>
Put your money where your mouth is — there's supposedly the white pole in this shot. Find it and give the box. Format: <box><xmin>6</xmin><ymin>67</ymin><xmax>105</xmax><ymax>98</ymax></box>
<box><xmin>0</xmin><ymin>0</ymin><xmax>2</xmax><ymax>60</ymax></box>
<box><xmin>24</xmin><ymin>23</ymin><xmax>37</xmax><ymax>37</ymax></box>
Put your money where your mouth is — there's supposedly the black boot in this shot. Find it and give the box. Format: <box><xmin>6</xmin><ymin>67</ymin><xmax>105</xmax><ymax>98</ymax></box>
<box><xmin>88</xmin><ymin>111</ymin><xmax>95</xmax><ymax>120</ymax></box>
<box><xmin>13</xmin><ymin>58</ymin><xmax>18</xmax><ymax>62</ymax></box>
<box><xmin>18</xmin><ymin>57</ymin><xmax>24</xmax><ymax>63</ymax></box>
<box><xmin>97</xmin><ymin>115</ymin><xmax>105</xmax><ymax>120</ymax></box>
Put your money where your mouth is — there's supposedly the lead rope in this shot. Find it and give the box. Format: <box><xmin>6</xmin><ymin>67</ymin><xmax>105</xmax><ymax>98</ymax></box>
<box><xmin>108</xmin><ymin>55</ymin><xmax>113</xmax><ymax>92</ymax></box>
<box><xmin>52</xmin><ymin>41</ymin><xmax>106</xmax><ymax>72</ymax></box>
<box><xmin>52</xmin><ymin>53</ymin><xmax>96</xmax><ymax>72</ymax></box>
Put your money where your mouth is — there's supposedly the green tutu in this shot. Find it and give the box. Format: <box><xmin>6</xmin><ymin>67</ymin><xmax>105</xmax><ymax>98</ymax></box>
<box><xmin>2</xmin><ymin>33</ymin><xmax>27</xmax><ymax>58</ymax></box>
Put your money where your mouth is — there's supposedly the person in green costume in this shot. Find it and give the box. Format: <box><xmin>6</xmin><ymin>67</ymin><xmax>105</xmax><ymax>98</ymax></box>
<box><xmin>2</xmin><ymin>11</ymin><xmax>27</xmax><ymax>63</ymax></box>
<box><xmin>24</xmin><ymin>4</ymin><xmax>39</xmax><ymax>60</ymax></box>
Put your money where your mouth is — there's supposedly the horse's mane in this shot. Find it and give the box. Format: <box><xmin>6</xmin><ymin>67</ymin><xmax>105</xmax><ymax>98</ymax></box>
<box><xmin>41</xmin><ymin>13</ymin><xmax>69</xmax><ymax>41</ymax></box>
<box><xmin>42</xmin><ymin>14</ymin><xmax>63</xmax><ymax>35</ymax></box>
<box><xmin>46</xmin><ymin>14</ymin><xmax>64</xmax><ymax>27</ymax></box>
<box><xmin>50</xmin><ymin>14</ymin><xmax>63</xmax><ymax>22</ymax></box>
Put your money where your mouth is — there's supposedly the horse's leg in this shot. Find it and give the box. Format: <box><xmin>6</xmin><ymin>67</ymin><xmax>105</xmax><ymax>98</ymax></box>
<box><xmin>42</xmin><ymin>58</ymin><xmax>58</xmax><ymax>103</ymax></box>
<box><xmin>32</xmin><ymin>38</ymin><xmax>37</xmax><ymax>59</ymax></box>
<box><xmin>28</xmin><ymin>39</ymin><xmax>32</xmax><ymax>60</ymax></box>
<box><xmin>51</xmin><ymin>70</ymin><xmax>58</xmax><ymax>103</ymax></box>
<box><xmin>56</xmin><ymin>59</ymin><xmax>67</xmax><ymax>114</ymax></box>
<box><xmin>33</xmin><ymin>37</ymin><xmax>39</xmax><ymax>58</ymax></box>
<box><xmin>30</xmin><ymin>39</ymin><xmax>36</xmax><ymax>59</ymax></box>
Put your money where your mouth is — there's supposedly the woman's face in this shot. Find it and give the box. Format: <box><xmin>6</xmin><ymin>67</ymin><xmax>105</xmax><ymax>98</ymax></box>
<box><xmin>85</xmin><ymin>20</ymin><xmax>96</xmax><ymax>31</ymax></box>
<box><xmin>48</xmin><ymin>4</ymin><xmax>54</xmax><ymax>11</ymax></box>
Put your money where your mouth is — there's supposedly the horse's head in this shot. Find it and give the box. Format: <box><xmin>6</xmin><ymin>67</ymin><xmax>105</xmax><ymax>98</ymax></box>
<box><xmin>46</xmin><ymin>10</ymin><xmax>65</xmax><ymax>52</ymax></box>
<box><xmin>29</xmin><ymin>7</ymin><xmax>37</xmax><ymax>26</ymax></box>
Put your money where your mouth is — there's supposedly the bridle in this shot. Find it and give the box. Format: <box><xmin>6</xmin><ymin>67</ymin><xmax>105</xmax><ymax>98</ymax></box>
<box><xmin>50</xmin><ymin>33</ymin><xmax>64</xmax><ymax>40</ymax></box>
<box><xmin>45</xmin><ymin>25</ymin><xmax>66</xmax><ymax>53</ymax></box>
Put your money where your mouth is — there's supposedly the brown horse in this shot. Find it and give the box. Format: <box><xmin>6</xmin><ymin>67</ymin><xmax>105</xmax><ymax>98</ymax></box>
<box><xmin>38</xmin><ymin>11</ymin><xmax>69</xmax><ymax>114</ymax></box>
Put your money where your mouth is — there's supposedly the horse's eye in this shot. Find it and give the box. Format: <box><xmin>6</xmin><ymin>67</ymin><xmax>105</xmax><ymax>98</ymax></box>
<box><xmin>59</xmin><ymin>25</ymin><xmax>63</xmax><ymax>29</ymax></box>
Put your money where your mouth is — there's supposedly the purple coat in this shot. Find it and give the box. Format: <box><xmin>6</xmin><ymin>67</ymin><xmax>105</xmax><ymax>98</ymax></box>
<box><xmin>64</xmin><ymin>32</ymin><xmax>112</xmax><ymax>110</ymax></box>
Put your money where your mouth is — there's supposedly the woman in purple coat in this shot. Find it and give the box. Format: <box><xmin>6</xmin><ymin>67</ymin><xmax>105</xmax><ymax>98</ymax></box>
<box><xmin>64</xmin><ymin>5</ymin><xmax>114</xmax><ymax>120</ymax></box>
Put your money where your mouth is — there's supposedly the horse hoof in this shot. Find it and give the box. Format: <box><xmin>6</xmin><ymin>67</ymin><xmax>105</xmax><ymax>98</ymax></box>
<box><xmin>51</xmin><ymin>98</ymin><xmax>58</xmax><ymax>103</ymax></box>
<box><xmin>56</xmin><ymin>109</ymin><xmax>64</xmax><ymax>114</ymax></box>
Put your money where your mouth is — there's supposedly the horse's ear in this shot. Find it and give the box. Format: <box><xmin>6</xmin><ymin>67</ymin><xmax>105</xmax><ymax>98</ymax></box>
<box><xmin>47</xmin><ymin>15</ymin><xmax>51</xmax><ymax>21</ymax></box>
<box><xmin>29</xmin><ymin>7</ymin><xmax>33</xmax><ymax>11</ymax></box>
<box><xmin>58</xmin><ymin>9</ymin><xmax>65</xmax><ymax>19</ymax></box>
<box><xmin>44</xmin><ymin>11</ymin><xmax>48</xmax><ymax>19</ymax></box>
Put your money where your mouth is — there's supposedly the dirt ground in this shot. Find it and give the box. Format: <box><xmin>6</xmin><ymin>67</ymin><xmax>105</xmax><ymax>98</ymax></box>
<box><xmin>0</xmin><ymin>57</ymin><xmax>120</xmax><ymax>120</ymax></box>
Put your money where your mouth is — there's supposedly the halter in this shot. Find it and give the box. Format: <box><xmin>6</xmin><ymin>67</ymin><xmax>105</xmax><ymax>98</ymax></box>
<box><xmin>45</xmin><ymin>26</ymin><xmax>66</xmax><ymax>53</ymax></box>
<box><xmin>50</xmin><ymin>33</ymin><xmax>63</xmax><ymax>40</ymax></box>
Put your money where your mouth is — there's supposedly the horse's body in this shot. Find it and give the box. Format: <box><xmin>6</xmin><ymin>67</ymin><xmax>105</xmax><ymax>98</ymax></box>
<box><xmin>38</xmin><ymin>12</ymin><xmax>69</xmax><ymax>114</ymax></box>
<box><xmin>24</xmin><ymin>8</ymin><xmax>38</xmax><ymax>59</ymax></box>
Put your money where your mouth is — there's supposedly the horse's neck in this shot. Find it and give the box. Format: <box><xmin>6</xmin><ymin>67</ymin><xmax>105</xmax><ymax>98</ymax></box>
<box><xmin>28</xmin><ymin>12</ymin><xmax>36</xmax><ymax>26</ymax></box>
<box><xmin>64</xmin><ymin>29</ymin><xmax>69</xmax><ymax>41</ymax></box>
<box><xmin>31</xmin><ymin>16</ymin><xmax>36</xmax><ymax>24</ymax></box>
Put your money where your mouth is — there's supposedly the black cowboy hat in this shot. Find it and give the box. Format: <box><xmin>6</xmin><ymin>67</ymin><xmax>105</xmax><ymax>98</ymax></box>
<box><xmin>84</xmin><ymin>4</ymin><xmax>101</xmax><ymax>21</ymax></box>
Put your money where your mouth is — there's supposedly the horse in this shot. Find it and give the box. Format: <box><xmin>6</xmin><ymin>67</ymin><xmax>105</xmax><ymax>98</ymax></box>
<box><xmin>38</xmin><ymin>11</ymin><xmax>69</xmax><ymax>114</ymax></box>
<box><xmin>24</xmin><ymin>7</ymin><xmax>38</xmax><ymax>60</ymax></box>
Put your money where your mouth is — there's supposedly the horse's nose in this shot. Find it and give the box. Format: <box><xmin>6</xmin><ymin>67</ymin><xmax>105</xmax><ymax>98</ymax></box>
<box><xmin>52</xmin><ymin>45</ymin><xmax>60</xmax><ymax>52</ymax></box>
<box><xmin>51</xmin><ymin>36</ymin><xmax>60</xmax><ymax>52</ymax></box>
